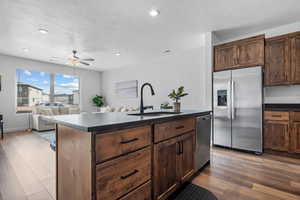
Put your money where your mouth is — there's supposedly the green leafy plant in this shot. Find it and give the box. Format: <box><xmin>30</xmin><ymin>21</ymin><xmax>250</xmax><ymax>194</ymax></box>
<box><xmin>168</xmin><ymin>86</ymin><xmax>188</xmax><ymax>103</ymax></box>
<box><xmin>92</xmin><ymin>95</ymin><xmax>104</xmax><ymax>107</ymax></box>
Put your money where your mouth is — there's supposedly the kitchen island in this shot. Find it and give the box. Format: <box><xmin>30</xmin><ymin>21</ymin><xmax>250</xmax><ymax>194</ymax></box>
<box><xmin>42</xmin><ymin>109</ymin><xmax>211</xmax><ymax>200</ymax></box>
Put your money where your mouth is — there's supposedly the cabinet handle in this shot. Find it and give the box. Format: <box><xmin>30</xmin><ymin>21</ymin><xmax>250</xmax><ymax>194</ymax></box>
<box><xmin>271</xmin><ymin>115</ymin><xmax>282</xmax><ymax>118</ymax></box>
<box><xmin>180</xmin><ymin>141</ymin><xmax>184</xmax><ymax>154</ymax></box>
<box><xmin>176</xmin><ymin>125</ymin><xmax>185</xmax><ymax>130</ymax></box>
<box><xmin>120</xmin><ymin>170</ymin><xmax>139</xmax><ymax>180</ymax></box>
<box><xmin>177</xmin><ymin>142</ymin><xmax>181</xmax><ymax>155</ymax></box>
<box><xmin>120</xmin><ymin>138</ymin><xmax>138</xmax><ymax>144</ymax></box>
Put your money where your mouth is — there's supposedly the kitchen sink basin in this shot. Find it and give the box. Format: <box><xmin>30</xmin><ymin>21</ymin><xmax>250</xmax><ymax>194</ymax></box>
<box><xmin>128</xmin><ymin>111</ymin><xmax>180</xmax><ymax>116</ymax></box>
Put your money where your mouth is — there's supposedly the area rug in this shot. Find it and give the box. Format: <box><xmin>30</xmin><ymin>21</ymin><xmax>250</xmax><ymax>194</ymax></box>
<box><xmin>33</xmin><ymin>131</ymin><xmax>56</xmax><ymax>151</ymax></box>
<box><xmin>169</xmin><ymin>184</ymin><xmax>218</xmax><ymax>200</ymax></box>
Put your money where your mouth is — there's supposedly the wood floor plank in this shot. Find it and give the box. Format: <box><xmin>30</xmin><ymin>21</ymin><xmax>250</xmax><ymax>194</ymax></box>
<box><xmin>252</xmin><ymin>183</ymin><xmax>300</xmax><ymax>200</ymax></box>
<box><xmin>1</xmin><ymin>134</ymin><xmax>46</xmax><ymax>196</ymax></box>
<box><xmin>27</xmin><ymin>190</ymin><xmax>53</xmax><ymax>200</ymax></box>
<box><xmin>0</xmin><ymin>131</ymin><xmax>55</xmax><ymax>200</ymax></box>
<box><xmin>194</xmin><ymin>147</ymin><xmax>300</xmax><ymax>200</ymax></box>
<box><xmin>0</xmin><ymin>145</ymin><xmax>27</xmax><ymax>200</ymax></box>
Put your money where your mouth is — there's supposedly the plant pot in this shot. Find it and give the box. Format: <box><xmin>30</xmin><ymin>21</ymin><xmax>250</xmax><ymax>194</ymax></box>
<box><xmin>174</xmin><ymin>102</ymin><xmax>181</xmax><ymax>113</ymax></box>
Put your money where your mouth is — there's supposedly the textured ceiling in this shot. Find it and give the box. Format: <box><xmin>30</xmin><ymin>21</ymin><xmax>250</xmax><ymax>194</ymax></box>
<box><xmin>1</xmin><ymin>0</ymin><xmax>300</xmax><ymax>71</ymax></box>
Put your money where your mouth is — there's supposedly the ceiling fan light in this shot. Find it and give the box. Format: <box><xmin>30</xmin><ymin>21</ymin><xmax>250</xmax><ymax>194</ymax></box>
<box><xmin>68</xmin><ymin>60</ymin><xmax>79</xmax><ymax>65</ymax></box>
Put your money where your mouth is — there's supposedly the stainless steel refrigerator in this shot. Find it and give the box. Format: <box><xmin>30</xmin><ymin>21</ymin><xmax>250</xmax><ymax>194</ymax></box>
<box><xmin>213</xmin><ymin>66</ymin><xmax>263</xmax><ymax>153</ymax></box>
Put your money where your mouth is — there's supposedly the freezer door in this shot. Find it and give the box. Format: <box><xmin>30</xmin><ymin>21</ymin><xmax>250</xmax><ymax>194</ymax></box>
<box><xmin>213</xmin><ymin>70</ymin><xmax>232</xmax><ymax>147</ymax></box>
<box><xmin>231</xmin><ymin>67</ymin><xmax>262</xmax><ymax>152</ymax></box>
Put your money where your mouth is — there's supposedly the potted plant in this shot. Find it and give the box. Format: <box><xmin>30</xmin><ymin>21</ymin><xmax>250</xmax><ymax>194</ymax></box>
<box><xmin>168</xmin><ymin>86</ymin><xmax>188</xmax><ymax>113</ymax></box>
<box><xmin>92</xmin><ymin>95</ymin><xmax>104</xmax><ymax>111</ymax></box>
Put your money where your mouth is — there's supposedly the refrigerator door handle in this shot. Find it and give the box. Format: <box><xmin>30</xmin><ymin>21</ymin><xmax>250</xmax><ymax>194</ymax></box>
<box><xmin>227</xmin><ymin>80</ymin><xmax>232</xmax><ymax>119</ymax></box>
<box><xmin>231</xmin><ymin>80</ymin><xmax>235</xmax><ymax>120</ymax></box>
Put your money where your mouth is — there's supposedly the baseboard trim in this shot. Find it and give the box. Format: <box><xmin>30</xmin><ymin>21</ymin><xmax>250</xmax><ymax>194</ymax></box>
<box><xmin>3</xmin><ymin>127</ymin><xmax>28</xmax><ymax>133</ymax></box>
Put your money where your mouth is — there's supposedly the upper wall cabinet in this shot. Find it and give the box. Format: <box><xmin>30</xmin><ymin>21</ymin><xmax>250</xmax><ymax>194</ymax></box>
<box><xmin>214</xmin><ymin>35</ymin><xmax>265</xmax><ymax>72</ymax></box>
<box><xmin>265</xmin><ymin>36</ymin><xmax>290</xmax><ymax>86</ymax></box>
<box><xmin>214</xmin><ymin>45</ymin><xmax>237</xmax><ymax>71</ymax></box>
<box><xmin>291</xmin><ymin>33</ymin><xmax>300</xmax><ymax>83</ymax></box>
<box><xmin>265</xmin><ymin>32</ymin><xmax>300</xmax><ymax>86</ymax></box>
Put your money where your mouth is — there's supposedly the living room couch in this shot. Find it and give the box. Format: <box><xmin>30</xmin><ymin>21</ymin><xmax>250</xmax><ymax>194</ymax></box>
<box><xmin>32</xmin><ymin>106</ymin><xmax>80</xmax><ymax>131</ymax></box>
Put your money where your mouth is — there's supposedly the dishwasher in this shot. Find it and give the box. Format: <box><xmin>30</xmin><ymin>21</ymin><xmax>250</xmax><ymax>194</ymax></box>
<box><xmin>195</xmin><ymin>113</ymin><xmax>212</xmax><ymax>171</ymax></box>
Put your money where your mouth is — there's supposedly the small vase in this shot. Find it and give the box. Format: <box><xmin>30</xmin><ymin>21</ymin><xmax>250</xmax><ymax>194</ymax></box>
<box><xmin>174</xmin><ymin>102</ymin><xmax>181</xmax><ymax>113</ymax></box>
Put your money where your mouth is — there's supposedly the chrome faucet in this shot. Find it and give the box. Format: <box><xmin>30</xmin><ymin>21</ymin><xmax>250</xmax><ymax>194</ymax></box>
<box><xmin>140</xmin><ymin>83</ymin><xmax>155</xmax><ymax>114</ymax></box>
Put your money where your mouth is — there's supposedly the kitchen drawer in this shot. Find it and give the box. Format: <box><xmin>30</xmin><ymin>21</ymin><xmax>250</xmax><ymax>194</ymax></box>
<box><xmin>119</xmin><ymin>181</ymin><xmax>151</xmax><ymax>200</ymax></box>
<box><xmin>154</xmin><ymin>118</ymin><xmax>195</xmax><ymax>143</ymax></box>
<box><xmin>264</xmin><ymin>111</ymin><xmax>289</xmax><ymax>121</ymax></box>
<box><xmin>96</xmin><ymin>147</ymin><xmax>151</xmax><ymax>200</ymax></box>
<box><xmin>291</xmin><ymin>112</ymin><xmax>300</xmax><ymax>122</ymax></box>
<box><xmin>95</xmin><ymin>126</ymin><xmax>151</xmax><ymax>163</ymax></box>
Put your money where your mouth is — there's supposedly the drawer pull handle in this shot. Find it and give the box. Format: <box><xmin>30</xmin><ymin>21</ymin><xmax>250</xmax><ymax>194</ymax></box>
<box><xmin>120</xmin><ymin>138</ymin><xmax>138</xmax><ymax>144</ymax></box>
<box><xmin>176</xmin><ymin>125</ymin><xmax>185</xmax><ymax>130</ymax></box>
<box><xmin>120</xmin><ymin>170</ymin><xmax>139</xmax><ymax>180</ymax></box>
<box><xmin>272</xmin><ymin>115</ymin><xmax>282</xmax><ymax>118</ymax></box>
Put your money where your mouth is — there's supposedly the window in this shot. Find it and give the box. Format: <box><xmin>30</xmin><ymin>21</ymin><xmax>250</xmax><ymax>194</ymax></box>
<box><xmin>16</xmin><ymin>69</ymin><xmax>80</xmax><ymax>113</ymax></box>
<box><xmin>54</xmin><ymin>74</ymin><xmax>80</xmax><ymax>106</ymax></box>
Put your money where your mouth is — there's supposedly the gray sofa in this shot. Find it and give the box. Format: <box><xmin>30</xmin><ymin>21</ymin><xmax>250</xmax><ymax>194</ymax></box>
<box><xmin>32</xmin><ymin>106</ymin><xmax>80</xmax><ymax>131</ymax></box>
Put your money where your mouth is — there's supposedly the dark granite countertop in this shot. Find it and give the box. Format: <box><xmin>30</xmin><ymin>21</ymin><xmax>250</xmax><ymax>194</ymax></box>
<box><xmin>41</xmin><ymin>109</ymin><xmax>211</xmax><ymax>133</ymax></box>
<box><xmin>264</xmin><ymin>104</ymin><xmax>300</xmax><ymax>111</ymax></box>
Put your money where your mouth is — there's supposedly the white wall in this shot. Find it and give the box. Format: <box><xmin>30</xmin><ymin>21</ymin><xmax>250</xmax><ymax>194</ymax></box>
<box><xmin>214</xmin><ymin>21</ymin><xmax>300</xmax><ymax>45</ymax></box>
<box><xmin>101</xmin><ymin>32</ymin><xmax>212</xmax><ymax>110</ymax></box>
<box><xmin>0</xmin><ymin>54</ymin><xmax>101</xmax><ymax>132</ymax></box>
<box><xmin>214</xmin><ymin>21</ymin><xmax>300</xmax><ymax>104</ymax></box>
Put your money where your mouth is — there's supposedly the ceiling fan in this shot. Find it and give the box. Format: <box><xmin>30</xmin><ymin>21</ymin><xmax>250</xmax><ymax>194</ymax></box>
<box><xmin>66</xmin><ymin>50</ymin><xmax>95</xmax><ymax>66</ymax></box>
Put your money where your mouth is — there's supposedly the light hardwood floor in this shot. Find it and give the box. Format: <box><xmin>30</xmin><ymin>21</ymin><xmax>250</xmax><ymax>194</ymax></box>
<box><xmin>0</xmin><ymin>131</ymin><xmax>55</xmax><ymax>200</ymax></box>
<box><xmin>1</xmin><ymin>131</ymin><xmax>300</xmax><ymax>200</ymax></box>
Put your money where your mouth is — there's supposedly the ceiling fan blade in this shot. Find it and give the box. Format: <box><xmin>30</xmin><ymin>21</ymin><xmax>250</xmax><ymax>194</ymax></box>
<box><xmin>81</xmin><ymin>58</ymin><xmax>95</xmax><ymax>61</ymax></box>
<box><xmin>80</xmin><ymin>61</ymin><xmax>90</xmax><ymax>66</ymax></box>
<box><xmin>51</xmin><ymin>57</ymin><xmax>67</xmax><ymax>60</ymax></box>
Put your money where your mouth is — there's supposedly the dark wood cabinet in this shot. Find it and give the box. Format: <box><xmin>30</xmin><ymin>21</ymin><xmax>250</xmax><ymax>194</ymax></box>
<box><xmin>265</xmin><ymin>36</ymin><xmax>291</xmax><ymax>86</ymax></box>
<box><xmin>290</xmin><ymin>112</ymin><xmax>300</xmax><ymax>154</ymax></box>
<box><xmin>264</xmin><ymin>111</ymin><xmax>300</xmax><ymax>155</ymax></box>
<box><xmin>264</xmin><ymin>120</ymin><xmax>289</xmax><ymax>151</ymax></box>
<box><xmin>291</xmin><ymin>122</ymin><xmax>300</xmax><ymax>154</ymax></box>
<box><xmin>264</xmin><ymin>32</ymin><xmax>300</xmax><ymax>86</ymax></box>
<box><xmin>291</xmin><ymin>33</ymin><xmax>300</xmax><ymax>84</ymax></box>
<box><xmin>153</xmin><ymin>131</ymin><xmax>195</xmax><ymax>200</ymax></box>
<box><xmin>178</xmin><ymin>132</ymin><xmax>195</xmax><ymax>182</ymax></box>
<box><xmin>214</xmin><ymin>35</ymin><xmax>264</xmax><ymax>71</ymax></box>
<box><xmin>153</xmin><ymin>137</ymin><xmax>180</xmax><ymax>200</ymax></box>
<box><xmin>237</xmin><ymin>36</ymin><xmax>264</xmax><ymax>67</ymax></box>
<box><xmin>214</xmin><ymin>45</ymin><xmax>237</xmax><ymax>71</ymax></box>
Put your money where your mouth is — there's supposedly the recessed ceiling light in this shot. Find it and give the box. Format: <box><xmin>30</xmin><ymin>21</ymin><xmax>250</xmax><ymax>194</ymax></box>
<box><xmin>149</xmin><ymin>9</ymin><xmax>160</xmax><ymax>17</ymax></box>
<box><xmin>115</xmin><ymin>52</ymin><xmax>121</xmax><ymax>56</ymax></box>
<box><xmin>38</xmin><ymin>28</ymin><xmax>49</xmax><ymax>34</ymax></box>
<box><xmin>23</xmin><ymin>48</ymin><xmax>29</xmax><ymax>52</ymax></box>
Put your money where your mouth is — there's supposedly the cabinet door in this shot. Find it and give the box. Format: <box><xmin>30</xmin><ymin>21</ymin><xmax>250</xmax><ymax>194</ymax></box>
<box><xmin>214</xmin><ymin>45</ymin><xmax>237</xmax><ymax>71</ymax></box>
<box><xmin>264</xmin><ymin>121</ymin><xmax>290</xmax><ymax>151</ymax></box>
<box><xmin>265</xmin><ymin>37</ymin><xmax>290</xmax><ymax>86</ymax></box>
<box><xmin>153</xmin><ymin>137</ymin><xmax>180</xmax><ymax>200</ymax></box>
<box><xmin>291</xmin><ymin>33</ymin><xmax>300</xmax><ymax>84</ymax></box>
<box><xmin>178</xmin><ymin>132</ymin><xmax>195</xmax><ymax>183</ymax></box>
<box><xmin>237</xmin><ymin>37</ymin><xmax>264</xmax><ymax>67</ymax></box>
<box><xmin>291</xmin><ymin>122</ymin><xmax>300</xmax><ymax>154</ymax></box>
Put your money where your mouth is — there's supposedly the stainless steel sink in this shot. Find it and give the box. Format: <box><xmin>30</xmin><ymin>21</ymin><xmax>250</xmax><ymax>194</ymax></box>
<box><xmin>128</xmin><ymin>111</ymin><xmax>180</xmax><ymax>116</ymax></box>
